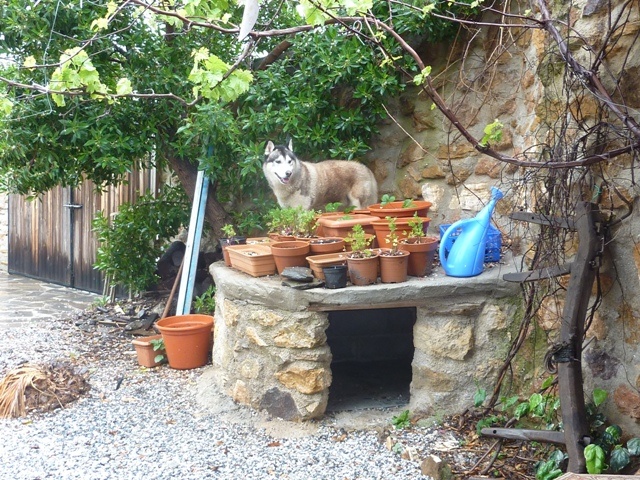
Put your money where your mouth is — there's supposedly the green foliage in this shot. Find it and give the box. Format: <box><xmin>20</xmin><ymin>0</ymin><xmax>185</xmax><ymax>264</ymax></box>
<box><xmin>585</xmin><ymin>389</ymin><xmax>640</xmax><ymax>473</ymax></box>
<box><xmin>193</xmin><ymin>286</ymin><xmax>216</xmax><ymax>315</ymax></box>
<box><xmin>391</xmin><ymin>409</ymin><xmax>411</xmax><ymax>429</ymax></box>
<box><xmin>401</xmin><ymin>199</ymin><xmax>416</xmax><ymax>208</ymax></box>
<box><xmin>479</xmin><ymin>119</ymin><xmax>504</xmax><ymax>147</ymax></box>
<box><xmin>0</xmin><ymin>0</ymin><xmax>481</xmax><ymax>226</ymax></box>
<box><xmin>150</xmin><ymin>338</ymin><xmax>166</xmax><ymax>364</ymax></box>
<box><xmin>385</xmin><ymin>216</ymin><xmax>400</xmax><ymax>253</ymax></box>
<box><xmin>535</xmin><ymin>450</ymin><xmax>566</xmax><ymax>480</ymax></box>
<box><xmin>266</xmin><ymin>207</ymin><xmax>318</xmax><ymax>237</ymax></box>
<box><xmin>474</xmin><ymin>386</ymin><xmax>487</xmax><ymax>407</ymax></box>
<box><xmin>380</xmin><ymin>194</ymin><xmax>396</xmax><ymax>206</ymax></box>
<box><xmin>585</xmin><ymin>444</ymin><xmax>607</xmax><ymax>474</ymax></box>
<box><xmin>221</xmin><ymin>224</ymin><xmax>237</xmax><ymax>238</ymax></box>
<box><xmin>325</xmin><ymin>202</ymin><xmax>343</xmax><ymax>213</ymax></box>
<box><xmin>92</xmin><ymin>184</ymin><xmax>189</xmax><ymax>294</ymax></box>
<box><xmin>346</xmin><ymin>223</ymin><xmax>373</xmax><ymax>256</ymax></box>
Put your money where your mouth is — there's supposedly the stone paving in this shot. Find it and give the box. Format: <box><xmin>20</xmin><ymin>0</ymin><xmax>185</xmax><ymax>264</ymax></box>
<box><xmin>0</xmin><ymin>271</ymin><xmax>98</xmax><ymax>330</ymax></box>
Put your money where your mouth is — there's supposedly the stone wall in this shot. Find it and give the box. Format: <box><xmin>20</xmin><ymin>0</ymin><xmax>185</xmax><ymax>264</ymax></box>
<box><xmin>208</xmin><ymin>261</ymin><xmax>520</xmax><ymax>421</ymax></box>
<box><xmin>358</xmin><ymin>0</ymin><xmax>640</xmax><ymax>436</ymax></box>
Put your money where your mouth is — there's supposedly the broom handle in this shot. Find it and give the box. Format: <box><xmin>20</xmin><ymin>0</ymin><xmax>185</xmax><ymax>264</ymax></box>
<box><xmin>161</xmin><ymin>260</ymin><xmax>184</xmax><ymax>320</ymax></box>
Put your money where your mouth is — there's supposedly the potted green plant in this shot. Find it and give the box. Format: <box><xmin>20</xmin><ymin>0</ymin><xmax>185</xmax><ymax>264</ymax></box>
<box><xmin>378</xmin><ymin>216</ymin><xmax>410</xmax><ymax>283</ymax></box>
<box><xmin>345</xmin><ymin>224</ymin><xmax>379</xmax><ymax>286</ymax></box>
<box><xmin>219</xmin><ymin>223</ymin><xmax>247</xmax><ymax>267</ymax></box>
<box><xmin>399</xmin><ymin>213</ymin><xmax>439</xmax><ymax>277</ymax></box>
<box><xmin>132</xmin><ymin>334</ymin><xmax>167</xmax><ymax>368</ymax></box>
<box><xmin>267</xmin><ymin>207</ymin><xmax>318</xmax><ymax>240</ymax></box>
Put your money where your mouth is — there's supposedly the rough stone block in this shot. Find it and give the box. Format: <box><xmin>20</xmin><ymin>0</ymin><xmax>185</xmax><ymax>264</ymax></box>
<box><xmin>275</xmin><ymin>365</ymin><xmax>330</xmax><ymax>394</ymax></box>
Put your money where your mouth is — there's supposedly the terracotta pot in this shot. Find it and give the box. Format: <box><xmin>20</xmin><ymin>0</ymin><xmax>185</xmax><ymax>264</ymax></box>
<box><xmin>371</xmin><ymin>216</ymin><xmax>431</xmax><ymax>249</ymax></box>
<box><xmin>367</xmin><ymin>200</ymin><xmax>432</xmax><ymax>218</ymax></box>
<box><xmin>156</xmin><ymin>315</ymin><xmax>214</xmax><ymax>370</ymax></box>
<box><xmin>378</xmin><ymin>250</ymin><xmax>410</xmax><ymax>283</ymax></box>
<box><xmin>219</xmin><ymin>236</ymin><xmax>247</xmax><ymax>267</ymax></box>
<box><xmin>132</xmin><ymin>334</ymin><xmax>166</xmax><ymax>368</ymax></box>
<box><xmin>323</xmin><ymin>265</ymin><xmax>348</xmax><ymax>289</ymax></box>
<box><xmin>399</xmin><ymin>236</ymin><xmax>439</xmax><ymax>277</ymax></box>
<box><xmin>268</xmin><ymin>233</ymin><xmax>296</xmax><ymax>241</ymax></box>
<box><xmin>226</xmin><ymin>244</ymin><xmax>276</xmax><ymax>277</ymax></box>
<box><xmin>317</xmin><ymin>214</ymin><xmax>380</xmax><ymax>237</ymax></box>
<box><xmin>305</xmin><ymin>252</ymin><xmax>349</xmax><ymax>280</ymax></box>
<box><xmin>346</xmin><ymin>253</ymin><xmax>380</xmax><ymax>286</ymax></box>
<box><xmin>270</xmin><ymin>240</ymin><xmax>311</xmax><ymax>274</ymax></box>
<box><xmin>307</xmin><ymin>237</ymin><xmax>345</xmax><ymax>255</ymax></box>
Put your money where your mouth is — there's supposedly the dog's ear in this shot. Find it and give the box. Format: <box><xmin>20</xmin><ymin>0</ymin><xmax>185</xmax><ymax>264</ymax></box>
<box><xmin>287</xmin><ymin>137</ymin><xmax>293</xmax><ymax>152</ymax></box>
<box><xmin>265</xmin><ymin>141</ymin><xmax>275</xmax><ymax>156</ymax></box>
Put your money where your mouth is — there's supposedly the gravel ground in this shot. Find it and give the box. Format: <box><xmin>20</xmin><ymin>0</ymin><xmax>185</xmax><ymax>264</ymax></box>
<box><xmin>0</xmin><ymin>309</ymin><xmax>466</xmax><ymax>480</ymax></box>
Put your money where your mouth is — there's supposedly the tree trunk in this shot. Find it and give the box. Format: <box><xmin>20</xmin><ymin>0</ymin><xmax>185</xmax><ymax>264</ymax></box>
<box><xmin>166</xmin><ymin>154</ymin><xmax>231</xmax><ymax>238</ymax></box>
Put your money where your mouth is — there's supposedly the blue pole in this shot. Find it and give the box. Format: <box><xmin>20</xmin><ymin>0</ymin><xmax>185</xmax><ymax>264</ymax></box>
<box><xmin>176</xmin><ymin>167</ymin><xmax>210</xmax><ymax>316</ymax></box>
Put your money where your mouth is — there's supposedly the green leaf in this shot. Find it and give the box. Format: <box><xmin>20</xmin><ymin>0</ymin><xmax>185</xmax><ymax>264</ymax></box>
<box><xmin>605</xmin><ymin>425</ymin><xmax>622</xmax><ymax>443</ymax></box>
<box><xmin>584</xmin><ymin>444</ymin><xmax>606</xmax><ymax>474</ymax></box>
<box><xmin>473</xmin><ymin>387</ymin><xmax>487</xmax><ymax>407</ymax></box>
<box><xmin>541</xmin><ymin>376</ymin><xmax>555</xmax><ymax>390</ymax></box>
<box><xmin>535</xmin><ymin>459</ymin><xmax>563</xmax><ymax>480</ymax></box>
<box><xmin>592</xmin><ymin>388</ymin><xmax>608</xmax><ymax>407</ymax></box>
<box><xmin>609</xmin><ymin>446</ymin><xmax>630</xmax><ymax>472</ymax></box>
<box><xmin>413</xmin><ymin>66</ymin><xmax>432</xmax><ymax>85</ymax></box>
<box><xmin>514</xmin><ymin>402</ymin><xmax>530</xmax><ymax>419</ymax></box>
<box><xmin>628</xmin><ymin>438</ymin><xmax>640</xmax><ymax>456</ymax></box>
<box><xmin>116</xmin><ymin>78</ymin><xmax>133</xmax><ymax>96</ymax></box>
<box><xmin>0</xmin><ymin>96</ymin><xmax>13</xmax><ymax>116</ymax></box>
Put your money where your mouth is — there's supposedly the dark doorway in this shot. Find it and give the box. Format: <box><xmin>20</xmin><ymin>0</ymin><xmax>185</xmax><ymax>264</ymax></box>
<box><xmin>325</xmin><ymin>307</ymin><xmax>416</xmax><ymax>412</ymax></box>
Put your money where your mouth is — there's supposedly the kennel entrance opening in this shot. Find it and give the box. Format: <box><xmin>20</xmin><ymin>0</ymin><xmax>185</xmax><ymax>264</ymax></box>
<box><xmin>325</xmin><ymin>307</ymin><xmax>416</xmax><ymax>412</ymax></box>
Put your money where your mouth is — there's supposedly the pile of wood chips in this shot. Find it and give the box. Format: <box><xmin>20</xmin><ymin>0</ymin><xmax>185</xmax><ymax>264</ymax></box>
<box><xmin>0</xmin><ymin>362</ymin><xmax>90</xmax><ymax>419</ymax></box>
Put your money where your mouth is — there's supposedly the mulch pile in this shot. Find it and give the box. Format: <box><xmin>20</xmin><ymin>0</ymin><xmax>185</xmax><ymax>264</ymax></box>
<box><xmin>0</xmin><ymin>362</ymin><xmax>90</xmax><ymax>419</ymax></box>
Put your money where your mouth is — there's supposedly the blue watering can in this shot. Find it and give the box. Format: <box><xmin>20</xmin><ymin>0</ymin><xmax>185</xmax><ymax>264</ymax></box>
<box><xmin>439</xmin><ymin>187</ymin><xmax>504</xmax><ymax>277</ymax></box>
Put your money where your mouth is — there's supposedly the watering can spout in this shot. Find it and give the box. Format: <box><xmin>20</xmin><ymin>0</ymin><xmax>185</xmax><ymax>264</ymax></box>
<box><xmin>439</xmin><ymin>187</ymin><xmax>503</xmax><ymax>277</ymax></box>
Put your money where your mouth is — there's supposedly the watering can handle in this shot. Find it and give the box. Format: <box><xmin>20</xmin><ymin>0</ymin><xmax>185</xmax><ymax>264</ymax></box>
<box><xmin>439</xmin><ymin>218</ymin><xmax>474</xmax><ymax>265</ymax></box>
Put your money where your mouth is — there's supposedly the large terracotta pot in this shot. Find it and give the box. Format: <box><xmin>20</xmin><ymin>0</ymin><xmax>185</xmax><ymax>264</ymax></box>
<box><xmin>346</xmin><ymin>253</ymin><xmax>380</xmax><ymax>286</ymax></box>
<box><xmin>270</xmin><ymin>240</ymin><xmax>311</xmax><ymax>274</ymax></box>
<box><xmin>367</xmin><ymin>200</ymin><xmax>432</xmax><ymax>218</ymax></box>
<box><xmin>156</xmin><ymin>314</ymin><xmax>214</xmax><ymax>370</ymax></box>
<box><xmin>317</xmin><ymin>214</ymin><xmax>380</xmax><ymax>237</ymax></box>
<box><xmin>399</xmin><ymin>236</ymin><xmax>439</xmax><ymax>277</ymax></box>
<box><xmin>378</xmin><ymin>250</ymin><xmax>410</xmax><ymax>283</ymax></box>
<box><xmin>371</xmin><ymin>217</ymin><xmax>431</xmax><ymax>249</ymax></box>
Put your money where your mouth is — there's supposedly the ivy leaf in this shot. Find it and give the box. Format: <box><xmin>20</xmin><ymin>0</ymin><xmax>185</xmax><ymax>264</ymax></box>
<box><xmin>592</xmin><ymin>388</ymin><xmax>608</xmax><ymax>407</ymax></box>
<box><xmin>473</xmin><ymin>387</ymin><xmax>486</xmax><ymax>407</ymax></box>
<box><xmin>627</xmin><ymin>438</ymin><xmax>640</xmax><ymax>456</ymax></box>
<box><xmin>609</xmin><ymin>446</ymin><xmax>630</xmax><ymax>472</ymax></box>
<box><xmin>584</xmin><ymin>444</ymin><xmax>606</xmax><ymax>474</ymax></box>
<box><xmin>514</xmin><ymin>402</ymin><xmax>530</xmax><ymax>419</ymax></box>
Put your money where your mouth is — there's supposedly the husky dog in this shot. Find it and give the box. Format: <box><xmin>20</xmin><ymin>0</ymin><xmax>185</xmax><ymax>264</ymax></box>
<box><xmin>263</xmin><ymin>140</ymin><xmax>378</xmax><ymax>210</ymax></box>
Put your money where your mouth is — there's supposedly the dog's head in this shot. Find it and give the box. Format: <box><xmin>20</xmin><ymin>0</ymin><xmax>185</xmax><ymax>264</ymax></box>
<box><xmin>264</xmin><ymin>140</ymin><xmax>297</xmax><ymax>185</ymax></box>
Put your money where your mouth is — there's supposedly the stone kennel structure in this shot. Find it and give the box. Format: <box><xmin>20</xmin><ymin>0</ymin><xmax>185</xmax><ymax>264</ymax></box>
<box><xmin>207</xmin><ymin>261</ymin><xmax>520</xmax><ymax>421</ymax></box>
